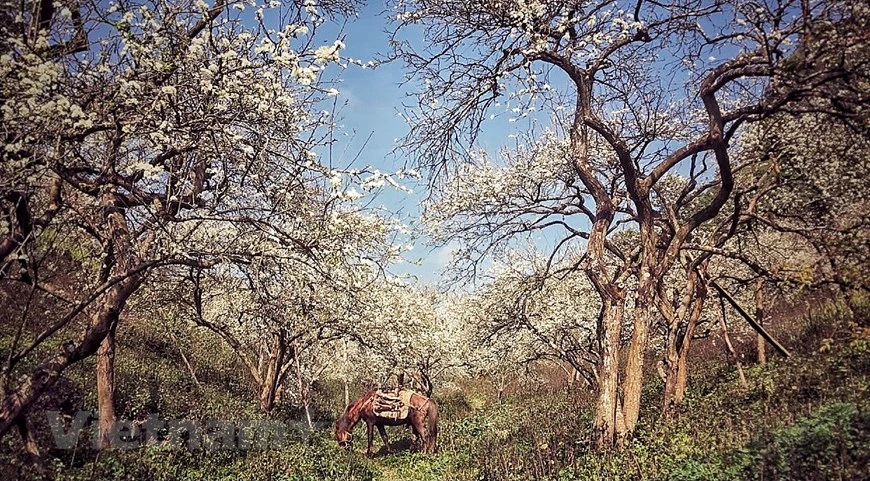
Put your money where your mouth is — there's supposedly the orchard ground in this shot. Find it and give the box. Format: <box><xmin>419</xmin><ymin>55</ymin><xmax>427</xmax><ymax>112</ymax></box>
<box><xmin>3</xmin><ymin>299</ymin><xmax>866</xmax><ymax>481</ymax></box>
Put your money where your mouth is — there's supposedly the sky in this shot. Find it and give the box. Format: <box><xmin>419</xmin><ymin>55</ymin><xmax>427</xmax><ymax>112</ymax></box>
<box><xmin>314</xmin><ymin>3</ymin><xmax>511</xmax><ymax>285</ymax></box>
<box><xmin>316</xmin><ymin>3</ymin><xmax>446</xmax><ymax>283</ymax></box>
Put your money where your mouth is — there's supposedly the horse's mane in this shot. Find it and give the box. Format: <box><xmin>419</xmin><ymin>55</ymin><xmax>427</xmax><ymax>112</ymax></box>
<box><xmin>336</xmin><ymin>390</ymin><xmax>375</xmax><ymax>431</ymax></box>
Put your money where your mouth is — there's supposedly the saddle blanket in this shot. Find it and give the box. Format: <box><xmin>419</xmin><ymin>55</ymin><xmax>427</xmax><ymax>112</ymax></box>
<box><xmin>372</xmin><ymin>388</ymin><xmax>413</xmax><ymax>421</ymax></box>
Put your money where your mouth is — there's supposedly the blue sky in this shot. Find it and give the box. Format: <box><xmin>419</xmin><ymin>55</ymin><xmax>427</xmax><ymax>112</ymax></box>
<box><xmin>316</xmin><ymin>3</ymin><xmax>517</xmax><ymax>285</ymax></box>
<box><xmin>318</xmin><ymin>4</ymin><xmax>448</xmax><ymax>283</ymax></box>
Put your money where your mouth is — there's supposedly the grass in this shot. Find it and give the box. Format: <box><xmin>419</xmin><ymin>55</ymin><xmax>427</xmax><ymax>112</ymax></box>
<box><xmin>2</xmin><ymin>311</ymin><xmax>867</xmax><ymax>480</ymax></box>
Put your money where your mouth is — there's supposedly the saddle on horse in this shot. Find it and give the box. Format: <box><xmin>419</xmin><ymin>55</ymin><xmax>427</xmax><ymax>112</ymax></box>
<box><xmin>372</xmin><ymin>387</ymin><xmax>413</xmax><ymax>421</ymax></box>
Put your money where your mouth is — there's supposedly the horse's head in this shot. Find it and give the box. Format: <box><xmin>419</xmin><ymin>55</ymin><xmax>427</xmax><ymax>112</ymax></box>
<box><xmin>334</xmin><ymin>422</ymin><xmax>353</xmax><ymax>450</ymax></box>
<box><xmin>334</xmin><ymin>415</ymin><xmax>354</xmax><ymax>450</ymax></box>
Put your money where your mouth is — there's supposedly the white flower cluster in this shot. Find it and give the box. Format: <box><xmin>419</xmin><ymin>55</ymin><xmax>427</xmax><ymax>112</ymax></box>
<box><xmin>314</xmin><ymin>40</ymin><xmax>345</xmax><ymax>64</ymax></box>
<box><xmin>424</xmin><ymin>130</ymin><xmax>574</xmax><ymax>234</ymax></box>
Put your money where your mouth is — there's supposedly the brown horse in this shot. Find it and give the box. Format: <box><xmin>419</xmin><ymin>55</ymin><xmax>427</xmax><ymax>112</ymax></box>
<box><xmin>334</xmin><ymin>389</ymin><xmax>439</xmax><ymax>455</ymax></box>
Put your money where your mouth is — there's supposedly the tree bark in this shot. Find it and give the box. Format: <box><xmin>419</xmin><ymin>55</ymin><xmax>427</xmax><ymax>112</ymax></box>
<box><xmin>593</xmin><ymin>297</ymin><xmax>627</xmax><ymax>450</ymax></box>
<box><xmin>259</xmin><ymin>364</ymin><xmax>280</xmax><ymax>414</ymax></box>
<box><xmin>621</xmin><ymin>188</ymin><xmax>661</xmax><ymax>434</ymax></box>
<box><xmin>258</xmin><ymin>332</ymin><xmax>288</xmax><ymax>414</ymax></box>
<box><xmin>661</xmin><ymin>285</ymin><xmax>705</xmax><ymax>418</ymax></box>
<box><xmin>96</xmin><ymin>326</ymin><xmax>117</xmax><ymax>449</ymax></box>
<box><xmin>293</xmin><ymin>345</ymin><xmax>314</xmax><ymax>430</ymax></box>
<box><xmin>623</xmin><ymin>262</ymin><xmax>653</xmax><ymax>433</ymax></box>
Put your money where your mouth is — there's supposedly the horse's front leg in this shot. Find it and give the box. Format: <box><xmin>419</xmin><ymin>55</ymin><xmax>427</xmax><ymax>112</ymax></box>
<box><xmin>365</xmin><ymin>420</ymin><xmax>374</xmax><ymax>457</ymax></box>
<box><xmin>376</xmin><ymin>424</ymin><xmax>391</xmax><ymax>454</ymax></box>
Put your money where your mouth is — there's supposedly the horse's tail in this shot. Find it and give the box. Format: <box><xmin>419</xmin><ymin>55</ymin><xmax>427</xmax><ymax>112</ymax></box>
<box><xmin>426</xmin><ymin>399</ymin><xmax>439</xmax><ymax>452</ymax></box>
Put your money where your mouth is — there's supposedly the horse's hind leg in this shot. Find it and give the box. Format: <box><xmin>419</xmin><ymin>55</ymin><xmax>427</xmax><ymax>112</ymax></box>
<box><xmin>410</xmin><ymin>416</ymin><xmax>426</xmax><ymax>452</ymax></box>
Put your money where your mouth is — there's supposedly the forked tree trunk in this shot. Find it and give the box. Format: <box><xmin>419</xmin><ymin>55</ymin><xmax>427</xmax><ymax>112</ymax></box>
<box><xmin>259</xmin><ymin>362</ymin><xmax>281</xmax><ymax>414</ymax></box>
<box><xmin>661</xmin><ymin>288</ymin><xmax>705</xmax><ymax>418</ymax></box>
<box><xmin>662</xmin><ymin>349</ymin><xmax>685</xmax><ymax>417</ymax></box>
<box><xmin>96</xmin><ymin>326</ymin><xmax>117</xmax><ymax>449</ymax></box>
<box><xmin>258</xmin><ymin>332</ymin><xmax>289</xmax><ymax>415</ymax></box>
<box><xmin>194</xmin><ymin>310</ymin><xmax>298</xmax><ymax>416</ymax></box>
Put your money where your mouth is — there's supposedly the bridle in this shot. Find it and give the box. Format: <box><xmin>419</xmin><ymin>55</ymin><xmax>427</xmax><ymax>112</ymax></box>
<box><xmin>338</xmin><ymin>430</ymin><xmax>354</xmax><ymax>448</ymax></box>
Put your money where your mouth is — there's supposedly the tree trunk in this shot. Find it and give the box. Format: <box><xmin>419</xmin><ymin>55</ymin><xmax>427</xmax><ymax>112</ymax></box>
<box><xmin>662</xmin><ymin>342</ymin><xmax>693</xmax><ymax>417</ymax></box>
<box><xmin>593</xmin><ymin>297</ymin><xmax>626</xmax><ymax>450</ymax></box>
<box><xmin>293</xmin><ymin>346</ymin><xmax>314</xmax><ymax>430</ymax></box>
<box><xmin>623</xmin><ymin>263</ymin><xmax>653</xmax><ymax>434</ymax></box>
<box><xmin>303</xmin><ymin>399</ymin><xmax>313</xmax><ymax>430</ymax></box>
<box><xmin>755</xmin><ymin>279</ymin><xmax>766</xmax><ymax>364</ymax></box>
<box><xmin>258</xmin><ymin>333</ymin><xmax>286</xmax><ymax>414</ymax></box>
<box><xmin>259</xmin><ymin>380</ymin><xmax>277</xmax><ymax>413</ymax></box>
<box><xmin>661</xmin><ymin>289</ymin><xmax>704</xmax><ymax>418</ymax></box>
<box><xmin>259</xmin><ymin>364</ymin><xmax>280</xmax><ymax>414</ymax></box>
<box><xmin>661</xmin><ymin>349</ymin><xmax>679</xmax><ymax>418</ymax></box>
<box><xmin>672</xmin><ymin>334</ymin><xmax>691</xmax><ymax>405</ymax></box>
<box><xmin>96</xmin><ymin>326</ymin><xmax>117</xmax><ymax>449</ymax></box>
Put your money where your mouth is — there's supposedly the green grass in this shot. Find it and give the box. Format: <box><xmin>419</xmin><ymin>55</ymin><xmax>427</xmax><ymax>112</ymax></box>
<box><xmin>2</xmin><ymin>317</ymin><xmax>867</xmax><ymax>481</ymax></box>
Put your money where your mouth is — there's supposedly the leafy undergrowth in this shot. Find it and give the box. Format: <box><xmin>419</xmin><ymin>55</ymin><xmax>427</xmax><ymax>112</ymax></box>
<box><xmin>3</xmin><ymin>326</ymin><xmax>867</xmax><ymax>481</ymax></box>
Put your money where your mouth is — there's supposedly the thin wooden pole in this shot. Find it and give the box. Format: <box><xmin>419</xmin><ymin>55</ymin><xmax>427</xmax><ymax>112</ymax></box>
<box><xmin>719</xmin><ymin>297</ymin><xmax>748</xmax><ymax>389</ymax></box>
<box><xmin>710</xmin><ymin>280</ymin><xmax>791</xmax><ymax>358</ymax></box>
